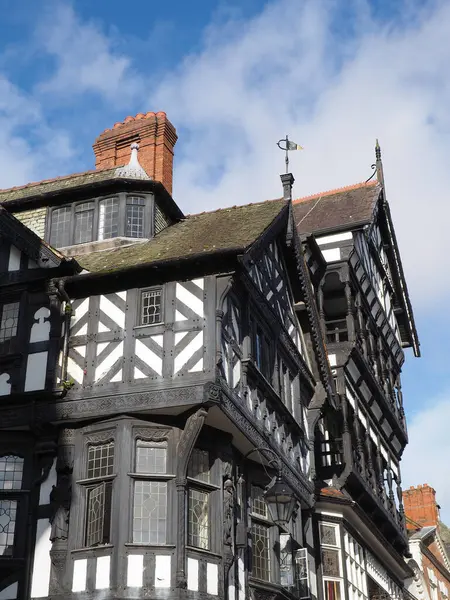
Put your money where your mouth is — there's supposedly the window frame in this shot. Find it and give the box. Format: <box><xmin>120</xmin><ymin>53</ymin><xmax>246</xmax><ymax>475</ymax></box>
<box><xmin>129</xmin><ymin>436</ymin><xmax>173</xmax><ymax>546</ymax></box>
<box><xmin>249</xmin><ymin>483</ymin><xmax>280</xmax><ymax>584</ymax></box>
<box><xmin>46</xmin><ymin>192</ymin><xmax>154</xmax><ymax>248</ymax></box>
<box><xmin>77</xmin><ymin>434</ymin><xmax>116</xmax><ymax>548</ymax></box>
<box><xmin>186</xmin><ymin>447</ymin><xmax>220</xmax><ymax>552</ymax></box>
<box><xmin>137</xmin><ymin>287</ymin><xmax>164</xmax><ymax>328</ymax></box>
<box><xmin>319</xmin><ymin>521</ymin><xmax>344</xmax><ymax>600</ymax></box>
<box><xmin>0</xmin><ymin>294</ymin><xmax>23</xmax><ymax>357</ymax></box>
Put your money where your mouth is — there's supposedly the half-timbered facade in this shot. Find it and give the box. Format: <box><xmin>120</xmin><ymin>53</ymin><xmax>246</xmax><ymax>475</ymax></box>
<box><xmin>293</xmin><ymin>145</ymin><xmax>420</xmax><ymax>600</ymax></box>
<box><xmin>0</xmin><ymin>112</ymin><xmax>337</xmax><ymax>600</ymax></box>
<box><xmin>0</xmin><ymin>113</ymin><xmax>419</xmax><ymax>600</ymax></box>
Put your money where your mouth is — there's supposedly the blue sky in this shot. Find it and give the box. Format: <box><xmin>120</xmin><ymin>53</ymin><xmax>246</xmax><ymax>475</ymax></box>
<box><xmin>0</xmin><ymin>0</ymin><xmax>449</xmax><ymax>519</ymax></box>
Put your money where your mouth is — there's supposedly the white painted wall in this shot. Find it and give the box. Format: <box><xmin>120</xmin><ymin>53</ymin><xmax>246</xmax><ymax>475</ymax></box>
<box><xmin>30</xmin><ymin>520</ymin><xmax>52</xmax><ymax>598</ymax></box>
<box><xmin>95</xmin><ymin>556</ymin><xmax>110</xmax><ymax>589</ymax></box>
<box><xmin>24</xmin><ymin>352</ymin><xmax>48</xmax><ymax>391</ymax></box>
<box><xmin>207</xmin><ymin>563</ymin><xmax>219</xmax><ymax>595</ymax></box>
<box><xmin>0</xmin><ymin>583</ymin><xmax>17</xmax><ymax>600</ymax></box>
<box><xmin>72</xmin><ymin>559</ymin><xmax>87</xmax><ymax>592</ymax></box>
<box><xmin>187</xmin><ymin>558</ymin><xmax>199</xmax><ymax>591</ymax></box>
<box><xmin>127</xmin><ymin>554</ymin><xmax>143</xmax><ymax>588</ymax></box>
<box><xmin>154</xmin><ymin>555</ymin><xmax>171</xmax><ymax>588</ymax></box>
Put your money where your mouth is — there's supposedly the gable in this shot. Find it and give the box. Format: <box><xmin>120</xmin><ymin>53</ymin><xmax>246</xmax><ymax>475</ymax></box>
<box><xmin>248</xmin><ymin>238</ymin><xmax>304</xmax><ymax>355</ymax></box>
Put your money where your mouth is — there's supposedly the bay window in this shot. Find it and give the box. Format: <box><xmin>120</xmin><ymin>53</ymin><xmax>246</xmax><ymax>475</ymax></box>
<box><xmin>47</xmin><ymin>193</ymin><xmax>154</xmax><ymax>248</ymax></box>
<box><xmin>251</xmin><ymin>485</ymin><xmax>272</xmax><ymax>582</ymax></box>
<box><xmin>320</xmin><ymin>522</ymin><xmax>343</xmax><ymax>600</ymax></box>
<box><xmin>187</xmin><ymin>448</ymin><xmax>218</xmax><ymax>550</ymax></box>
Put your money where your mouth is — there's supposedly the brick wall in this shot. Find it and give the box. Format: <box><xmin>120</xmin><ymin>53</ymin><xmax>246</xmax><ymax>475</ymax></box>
<box><xmin>15</xmin><ymin>208</ymin><xmax>47</xmax><ymax>239</ymax></box>
<box><xmin>404</xmin><ymin>484</ymin><xmax>440</xmax><ymax>529</ymax></box>
<box><xmin>93</xmin><ymin>112</ymin><xmax>177</xmax><ymax>195</ymax></box>
<box><xmin>422</xmin><ymin>551</ymin><xmax>450</xmax><ymax>600</ymax></box>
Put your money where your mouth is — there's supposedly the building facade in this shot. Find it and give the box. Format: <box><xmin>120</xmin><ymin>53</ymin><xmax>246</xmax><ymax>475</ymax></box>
<box><xmin>0</xmin><ymin>112</ymin><xmax>418</xmax><ymax>600</ymax></box>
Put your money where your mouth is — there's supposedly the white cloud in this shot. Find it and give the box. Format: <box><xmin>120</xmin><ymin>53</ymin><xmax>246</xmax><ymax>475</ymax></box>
<box><xmin>147</xmin><ymin>0</ymin><xmax>450</xmax><ymax>307</ymax></box>
<box><xmin>36</xmin><ymin>4</ymin><xmax>143</xmax><ymax>104</ymax></box>
<box><xmin>401</xmin><ymin>396</ymin><xmax>450</xmax><ymax>524</ymax></box>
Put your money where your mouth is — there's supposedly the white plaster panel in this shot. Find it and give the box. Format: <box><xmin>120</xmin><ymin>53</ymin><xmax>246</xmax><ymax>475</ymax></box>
<box><xmin>99</xmin><ymin>295</ymin><xmax>125</xmax><ymax>328</ymax></box>
<box><xmin>207</xmin><ymin>563</ymin><xmax>219</xmax><ymax>595</ymax></box>
<box><xmin>151</xmin><ymin>334</ymin><xmax>164</xmax><ymax>347</ymax></box>
<box><xmin>95</xmin><ymin>555</ymin><xmax>110</xmax><ymax>589</ymax></box>
<box><xmin>317</xmin><ymin>231</ymin><xmax>353</xmax><ymax>245</ymax></box>
<box><xmin>155</xmin><ymin>555</ymin><xmax>171</xmax><ymax>588</ymax></box>
<box><xmin>95</xmin><ymin>341</ymin><xmax>124</xmax><ymax>381</ymax></box>
<box><xmin>135</xmin><ymin>339</ymin><xmax>162</xmax><ymax>375</ymax></box>
<box><xmin>30</xmin><ymin>308</ymin><xmax>51</xmax><ymax>343</ymax></box>
<box><xmin>116</xmin><ymin>290</ymin><xmax>127</xmax><ymax>301</ymax></box>
<box><xmin>0</xmin><ymin>373</ymin><xmax>11</xmax><ymax>396</ymax></box>
<box><xmin>134</xmin><ymin>367</ymin><xmax>147</xmax><ymax>379</ymax></box>
<box><xmin>67</xmin><ymin>357</ymin><xmax>84</xmax><ymax>384</ymax></box>
<box><xmin>25</xmin><ymin>352</ymin><xmax>48</xmax><ymax>391</ymax></box>
<box><xmin>174</xmin><ymin>331</ymin><xmax>188</xmax><ymax>345</ymax></box>
<box><xmin>8</xmin><ymin>246</ymin><xmax>21</xmax><ymax>272</ymax></box>
<box><xmin>0</xmin><ymin>583</ymin><xmax>17</xmax><ymax>600</ymax></box>
<box><xmin>192</xmin><ymin>278</ymin><xmax>204</xmax><ymax>290</ymax></box>
<box><xmin>72</xmin><ymin>559</ymin><xmax>87</xmax><ymax>592</ymax></box>
<box><xmin>175</xmin><ymin>310</ymin><xmax>188</xmax><ymax>322</ymax></box>
<box><xmin>39</xmin><ymin>459</ymin><xmax>56</xmax><ymax>505</ymax></box>
<box><xmin>328</xmin><ymin>353</ymin><xmax>337</xmax><ymax>367</ymax></box>
<box><xmin>187</xmin><ymin>558</ymin><xmax>199</xmax><ymax>591</ymax></box>
<box><xmin>30</xmin><ymin>519</ymin><xmax>52</xmax><ymax>598</ymax></box>
<box><xmin>71</xmin><ymin>298</ymin><xmax>89</xmax><ymax>327</ymax></box>
<box><xmin>174</xmin><ymin>331</ymin><xmax>203</xmax><ymax>373</ymax></box>
<box><xmin>188</xmin><ymin>358</ymin><xmax>204</xmax><ymax>373</ymax></box>
<box><xmin>322</xmin><ymin>248</ymin><xmax>341</xmax><ymax>262</ymax></box>
<box><xmin>237</xmin><ymin>554</ymin><xmax>246</xmax><ymax>600</ymax></box>
<box><xmin>127</xmin><ymin>554</ymin><xmax>144</xmax><ymax>587</ymax></box>
<box><xmin>358</xmin><ymin>411</ymin><xmax>367</xmax><ymax>429</ymax></box>
<box><xmin>176</xmin><ymin>283</ymin><xmax>204</xmax><ymax>317</ymax></box>
<box><xmin>110</xmin><ymin>369</ymin><xmax>123</xmax><ymax>383</ymax></box>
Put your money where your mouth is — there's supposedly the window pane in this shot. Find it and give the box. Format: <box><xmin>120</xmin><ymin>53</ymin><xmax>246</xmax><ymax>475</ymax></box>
<box><xmin>188</xmin><ymin>489</ymin><xmax>209</xmax><ymax>549</ymax></box>
<box><xmin>126</xmin><ymin>197</ymin><xmax>145</xmax><ymax>238</ymax></box>
<box><xmin>50</xmin><ymin>207</ymin><xmax>71</xmax><ymax>247</ymax></box>
<box><xmin>324</xmin><ymin>580</ymin><xmax>341</xmax><ymax>600</ymax></box>
<box><xmin>251</xmin><ymin>486</ymin><xmax>268</xmax><ymax>518</ymax></box>
<box><xmin>320</xmin><ymin>523</ymin><xmax>338</xmax><ymax>546</ymax></box>
<box><xmin>0</xmin><ymin>303</ymin><xmax>19</xmax><ymax>343</ymax></box>
<box><xmin>87</xmin><ymin>442</ymin><xmax>114</xmax><ymax>479</ymax></box>
<box><xmin>133</xmin><ymin>481</ymin><xmax>167</xmax><ymax>544</ymax></box>
<box><xmin>98</xmin><ymin>198</ymin><xmax>119</xmax><ymax>240</ymax></box>
<box><xmin>252</xmin><ymin>522</ymin><xmax>270</xmax><ymax>581</ymax></box>
<box><xmin>322</xmin><ymin>548</ymin><xmax>341</xmax><ymax>577</ymax></box>
<box><xmin>86</xmin><ymin>483</ymin><xmax>105</xmax><ymax>546</ymax></box>
<box><xmin>0</xmin><ymin>456</ymin><xmax>24</xmax><ymax>490</ymax></box>
<box><xmin>0</xmin><ymin>500</ymin><xmax>17</xmax><ymax>556</ymax></box>
<box><xmin>135</xmin><ymin>441</ymin><xmax>167</xmax><ymax>474</ymax></box>
<box><xmin>74</xmin><ymin>203</ymin><xmax>94</xmax><ymax>244</ymax></box>
<box><xmin>187</xmin><ymin>449</ymin><xmax>210</xmax><ymax>483</ymax></box>
<box><xmin>140</xmin><ymin>289</ymin><xmax>162</xmax><ymax>325</ymax></box>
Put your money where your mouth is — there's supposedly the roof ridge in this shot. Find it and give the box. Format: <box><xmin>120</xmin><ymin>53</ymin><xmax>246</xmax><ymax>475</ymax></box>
<box><xmin>100</xmin><ymin>111</ymin><xmax>168</xmax><ymax>135</ymax></box>
<box><xmin>187</xmin><ymin>197</ymin><xmax>284</xmax><ymax>218</ymax></box>
<box><xmin>0</xmin><ymin>166</ymin><xmax>118</xmax><ymax>195</ymax></box>
<box><xmin>293</xmin><ymin>180</ymin><xmax>379</xmax><ymax>204</ymax></box>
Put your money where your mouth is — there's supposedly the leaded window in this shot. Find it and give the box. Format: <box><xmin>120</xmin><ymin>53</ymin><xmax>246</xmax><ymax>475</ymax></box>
<box><xmin>74</xmin><ymin>202</ymin><xmax>95</xmax><ymax>244</ymax></box>
<box><xmin>132</xmin><ymin>440</ymin><xmax>168</xmax><ymax>544</ymax></box>
<box><xmin>84</xmin><ymin>441</ymin><xmax>115</xmax><ymax>547</ymax></box>
<box><xmin>0</xmin><ymin>454</ymin><xmax>24</xmax><ymax>558</ymax></box>
<box><xmin>320</xmin><ymin>522</ymin><xmax>342</xmax><ymax>600</ymax></box>
<box><xmin>98</xmin><ymin>197</ymin><xmax>119</xmax><ymax>240</ymax></box>
<box><xmin>0</xmin><ymin>302</ymin><xmax>19</xmax><ymax>344</ymax></box>
<box><xmin>187</xmin><ymin>448</ymin><xmax>217</xmax><ymax>550</ymax></box>
<box><xmin>139</xmin><ymin>288</ymin><xmax>162</xmax><ymax>326</ymax></box>
<box><xmin>50</xmin><ymin>206</ymin><xmax>71</xmax><ymax>247</ymax></box>
<box><xmin>126</xmin><ymin>197</ymin><xmax>145</xmax><ymax>238</ymax></box>
<box><xmin>0</xmin><ymin>456</ymin><xmax>24</xmax><ymax>490</ymax></box>
<box><xmin>251</xmin><ymin>486</ymin><xmax>272</xmax><ymax>582</ymax></box>
<box><xmin>296</xmin><ymin>548</ymin><xmax>310</xmax><ymax>599</ymax></box>
<box><xmin>344</xmin><ymin>531</ymin><xmax>367</xmax><ymax>600</ymax></box>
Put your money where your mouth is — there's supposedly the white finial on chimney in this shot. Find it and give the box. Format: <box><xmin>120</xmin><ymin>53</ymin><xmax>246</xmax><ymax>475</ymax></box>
<box><xmin>115</xmin><ymin>142</ymin><xmax>151</xmax><ymax>180</ymax></box>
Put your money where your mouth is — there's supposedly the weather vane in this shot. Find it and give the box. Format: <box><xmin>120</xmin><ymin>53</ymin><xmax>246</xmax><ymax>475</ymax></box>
<box><xmin>277</xmin><ymin>135</ymin><xmax>303</xmax><ymax>173</ymax></box>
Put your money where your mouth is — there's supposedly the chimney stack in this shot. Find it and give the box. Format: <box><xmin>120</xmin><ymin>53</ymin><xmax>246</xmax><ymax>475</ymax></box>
<box><xmin>403</xmin><ymin>484</ymin><xmax>440</xmax><ymax>530</ymax></box>
<box><xmin>93</xmin><ymin>111</ymin><xmax>178</xmax><ymax>195</ymax></box>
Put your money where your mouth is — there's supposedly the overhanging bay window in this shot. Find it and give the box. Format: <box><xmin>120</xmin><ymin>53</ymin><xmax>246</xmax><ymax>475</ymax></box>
<box><xmin>47</xmin><ymin>193</ymin><xmax>154</xmax><ymax>248</ymax></box>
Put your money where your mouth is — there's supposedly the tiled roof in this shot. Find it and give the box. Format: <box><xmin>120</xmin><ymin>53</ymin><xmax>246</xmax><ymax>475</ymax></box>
<box><xmin>293</xmin><ymin>181</ymin><xmax>380</xmax><ymax>234</ymax></box>
<box><xmin>319</xmin><ymin>486</ymin><xmax>347</xmax><ymax>499</ymax></box>
<box><xmin>76</xmin><ymin>199</ymin><xmax>286</xmax><ymax>274</ymax></box>
<box><xmin>0</xmin><ymin>168</ymin><xmax>120</xmax><ymax>204</ymax></box>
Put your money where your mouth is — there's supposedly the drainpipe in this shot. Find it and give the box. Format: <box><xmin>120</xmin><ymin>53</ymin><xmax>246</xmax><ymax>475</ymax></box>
<box><xmin>56</xmin><ymin>279</ymin><xmax>72</xmax><ymax>388</ymax></box>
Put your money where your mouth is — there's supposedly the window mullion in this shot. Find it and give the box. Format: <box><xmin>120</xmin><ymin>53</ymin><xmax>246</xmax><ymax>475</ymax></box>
<box><xmin>119</xmin><ymin>192</ymin><xmax>126</xmax><ymax>237</ymax></box>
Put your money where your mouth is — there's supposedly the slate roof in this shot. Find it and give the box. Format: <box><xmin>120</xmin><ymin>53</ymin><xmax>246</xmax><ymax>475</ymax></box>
<box><xmin>0</xmin><ymin>168</ymin><xmax>121</xmax><ymax>204</ymax></box>
<box><xmin>76</xmin><ymin>199</ymin><xmax>286</xmax><ymax>274</ymax></box>
<box><xmin>293</xmin><ymin>181</ymin><xmax>380</xmax><ymax>235</ymax></box>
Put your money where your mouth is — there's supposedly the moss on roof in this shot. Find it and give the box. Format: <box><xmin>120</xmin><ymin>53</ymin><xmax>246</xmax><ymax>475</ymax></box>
<box><xmin>0</xmin><ymin>168</ymin><xmax>121</xmax><ymax>203</ymax></box>
<box><xmin>76</xmin><ymin>199</ymin><xmax>286</xmax><ymax>273</ymax></box>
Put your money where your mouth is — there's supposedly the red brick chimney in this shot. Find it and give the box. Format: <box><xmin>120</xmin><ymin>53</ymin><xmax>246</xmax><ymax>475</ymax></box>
<box><xmin>403</xmin><ymin>484</ymin><xmax>440</xmax><ymax>530</ymax></box>
<box><xmin>93</xmin><ymin>111</ymin><xmax>177</xmax><ymax>195</ymax></box>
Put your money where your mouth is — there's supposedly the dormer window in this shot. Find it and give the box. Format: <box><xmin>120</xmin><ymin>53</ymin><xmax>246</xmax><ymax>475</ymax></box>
<box><xmin>47</xmin><ymin>193</ymin><xmax>154</xmax><ymax>249</ymax></box>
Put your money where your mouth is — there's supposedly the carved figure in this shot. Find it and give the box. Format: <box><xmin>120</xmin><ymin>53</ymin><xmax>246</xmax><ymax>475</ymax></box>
<box><xmin>223</xmin><ymin>477</ymin><xmax>235</xmax><ymax>547</ymax></box>
<box><xmin>49</xmin><ymin>473</ymin><xmax>72</xmax><ymax>542</ymax></box>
